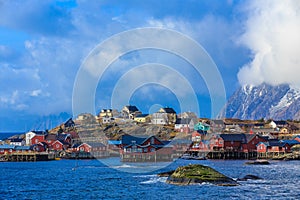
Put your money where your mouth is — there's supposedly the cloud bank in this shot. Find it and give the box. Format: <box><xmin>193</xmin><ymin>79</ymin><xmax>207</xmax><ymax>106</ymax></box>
<box><xmin>237</xmin><ymin>0</ymin><xmax>300</xmax><ymax>87</ymax></box>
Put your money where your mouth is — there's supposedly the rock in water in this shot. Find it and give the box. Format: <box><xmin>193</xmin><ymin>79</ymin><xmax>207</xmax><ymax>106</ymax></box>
<box><xmin>237</xmin><ymin>174</ymin><xmax>262</xmax><ymax>181</ymax></box>
<box><xmin>165</xmin><ymin>164</ymin><xmax>238</xmax><ymax>186</ymax></box>
<box><xmin>245</xmin><ymin>160</ymin><xmax>270</xmax><ymax>165</ymax></box>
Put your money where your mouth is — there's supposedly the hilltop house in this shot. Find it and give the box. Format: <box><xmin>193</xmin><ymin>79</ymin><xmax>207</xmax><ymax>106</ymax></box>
<box><xmin>121</xmin><ymin>105</ymin><xmax>142</xmax><ymax>119</ymax></box>
<box><xmin>98</xmin><ymin>109</ymin><xmax>113</xmax><ymax>118</ymax></box>
<box><xmin>151</xmin><ymin>107</ymin><xmax>177</xmax><ymax>125</ymax></box>
<box><xmin>175</xmin><ymin>118</ymin><xmax>197</xmax><ymax>133</ymax></box>
<box><xmin>210</xmin><ymin>119</ymin><xmax>225</xmax><ymax>132</ymax></box>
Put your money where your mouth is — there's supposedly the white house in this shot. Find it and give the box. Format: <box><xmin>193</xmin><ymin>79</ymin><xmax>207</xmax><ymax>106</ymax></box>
<box><xmin>25</xmin><ymin>131</ymin><xmax>36</xmax><ymax>145</ymax></box>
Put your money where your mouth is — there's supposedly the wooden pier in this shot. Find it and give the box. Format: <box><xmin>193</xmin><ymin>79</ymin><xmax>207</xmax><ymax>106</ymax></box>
<box><xmin>187</xmin><ymin>150</ymin><xmax>258</xmax><ymax>160</ymax></box>
<box><xmin>0</xmin><ymin>152</ymin><xmax>55</xmax><ymax>162</ymax></box>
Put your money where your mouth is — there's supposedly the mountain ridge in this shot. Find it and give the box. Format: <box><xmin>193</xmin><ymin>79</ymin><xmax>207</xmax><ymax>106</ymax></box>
<box><xmin>219</xmin><ymin>83</ymin><xmax>300</xmax><ymax>120</ymax></box>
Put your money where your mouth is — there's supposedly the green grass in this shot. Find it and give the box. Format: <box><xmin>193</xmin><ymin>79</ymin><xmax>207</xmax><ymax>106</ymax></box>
<box><xmin>171</xmin><ymin>164</ymin><xmax>227</xmax><ymax>181</ymax></box>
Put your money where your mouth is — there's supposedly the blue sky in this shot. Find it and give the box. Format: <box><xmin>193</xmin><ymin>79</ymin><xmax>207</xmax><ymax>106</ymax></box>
<box><xmin>0</xmin><ymin>0</ymin><xmax>299</xmax><ymax>131</ymax></box>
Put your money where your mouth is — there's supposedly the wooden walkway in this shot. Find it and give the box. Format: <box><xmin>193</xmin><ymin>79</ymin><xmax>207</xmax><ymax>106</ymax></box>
<box><xmin>0</xmin><ymin>152</ymin><xmax>55</xmax><ymax>162</ymax></box>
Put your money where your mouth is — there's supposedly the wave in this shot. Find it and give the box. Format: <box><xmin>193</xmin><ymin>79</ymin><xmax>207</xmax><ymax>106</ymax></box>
<box><xmin>112</xmin><ymin>164</ymin><xmax>133</xmax><ymax>169</ymax></box>
<box><xmin>140</xmin><ymin>176</ymin><xmax>167</xmax><ymax>184</ymax></box>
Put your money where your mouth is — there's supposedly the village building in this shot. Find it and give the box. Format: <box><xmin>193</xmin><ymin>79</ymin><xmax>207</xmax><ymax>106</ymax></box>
<box><xmin>134</xmin><ymin>114</ymin><xmax>151</xmax><ymax>123</ymax></box>
<box><xmin>9</xmin><ymin>138</ymin><xmax>24</xmax><ymax>146</ymax></box>
<box><xmin>151</xmin><ymin>107</ymin><xmax>177</xmax><ymax>125</ymax></box>
<box><xmin>119</xmin><ymin>134</ymin><xmax>173</xmax><ymax>162</ymax></box>
<box><xmin>121</xmin><ymin>105</ymin><xmax>142</xmax><ymax>119</ymax></box>
<box><xmin>98</xmin><ymin>109</ymin><xmax>113</xmax><ymax>118</ymax></box>
<box><xmin>25</xmin><ymin>131</ymin><xmax>47</xmax><ymax>145</ymax></box>
<box><xmin>210</xmin><ymin>119</ymin><xmax>225</xmax><ymax>132</ymax></box>
<box><xmin>175</xmin><ymin>118</ymin><xmax>197</xmax><ymax>133</ymax></box>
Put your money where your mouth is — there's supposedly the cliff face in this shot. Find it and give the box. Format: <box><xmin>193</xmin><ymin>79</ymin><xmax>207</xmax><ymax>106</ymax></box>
<box><xmin>219</xmin><ymin>83</ymin><xmax>300</xmax><ymax>120</ymax></box>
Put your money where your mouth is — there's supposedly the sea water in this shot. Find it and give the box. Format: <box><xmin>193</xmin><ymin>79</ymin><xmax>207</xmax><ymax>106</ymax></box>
<box><xmin>0</xmin><ymin>158</ymin><xmax>299</xmax><ymax>199</ymax></box>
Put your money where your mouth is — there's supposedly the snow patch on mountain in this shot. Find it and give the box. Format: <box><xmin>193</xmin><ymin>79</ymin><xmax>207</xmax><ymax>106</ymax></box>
<box><xmin>269</xmin><ymin>87</ymin><xmax>300</xmax><ymax>116</ymax></box>
<box><xmin>219</xmin><ymin>83</ymin><xmax>300</xmax><ymax>120</ymax></box>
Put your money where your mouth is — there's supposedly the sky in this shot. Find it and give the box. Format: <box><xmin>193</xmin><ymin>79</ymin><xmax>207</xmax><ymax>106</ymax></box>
<box><xmin>0</xmin><ymin>0</ymin><xmax>299</xmax><ymax>132</ymax></box>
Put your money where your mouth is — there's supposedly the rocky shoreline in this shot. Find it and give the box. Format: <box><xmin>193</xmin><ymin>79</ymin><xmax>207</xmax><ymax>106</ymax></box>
<box><xmin>159</xmin><ymin>164</ymin><xmax>239</xmax><ymax>186</ymax></box>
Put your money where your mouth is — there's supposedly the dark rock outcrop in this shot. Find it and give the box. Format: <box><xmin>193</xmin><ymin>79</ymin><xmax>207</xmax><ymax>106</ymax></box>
<box><xmin>245</xmin><ymin>160</ymin><xmax>270</xmax><ymax>165</ymax></box>
<box><xmin>237</xmin><ymin>174</ymin><xmax>263</xmax><ymax>181</ymax></box>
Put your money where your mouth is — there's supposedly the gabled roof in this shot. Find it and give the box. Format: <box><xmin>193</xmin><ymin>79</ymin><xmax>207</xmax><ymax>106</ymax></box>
<box><xmin>160</xmin><ymin>107</ymin><xmax>176</xmax><ymax>114</ymax></box>
<box><xmin>175</xmin><ymin>118</ymin><xmax>192</xmax><ymax>125</ymax></box>
<box><xmin>211</xmin><ymin>119</ymin><xmax>224</xmax><ymax>125</ymax></box>
<box><xmin>121</xmin><ymin>134</ymin><xmax>146</xmax><ymax>145</ymax></box>
<box><xmin>220</xmin><ymin>134</ymin><xmax>247</xmax><ymax>142</ymax></box>
<box><xmin>52</xmin><ymin>140</ymin><xmax>64</xmax><ymax>145</ymax></box>
<box><xmin>57</xmin><ymin>133</ymin><xmax>71</xmax><ymax>142</ymax></box>
<box><xmin>124</xmin><ymin>105</ymin><xmax>139</xmax><ymax>112</ymax></box>
<box><xmin>135</xmin><ymin>114</ymin><xmax>149</xmax><ymax>118</ymax></box>
<box><xmin>31</xmin><ymin>130</ymin><xmax>47</xmax><ymax>135</ymax></box>
<box><xmin>121</xmin><ymin>134</ymin><xmax>164</xmax><ymax>146</ymax></box>
<box><xmin>268</xmin><ymin>139</ymin><xmax>286</xmax><ymax>147</ymax></box>
<box><xmin>87</xmin><ymin>142</ymin><xmax>106</xmax><ymax>148</ymax></box>
<box><xmin>45</xmin><ymin>134</ymin><xmax>57</xmax><ymax>141</ymax></box>
<box><xmin>280</xmin><ymin>140</ymin><xmax>300</xmax><ymax>145</ymax></box>
<box><xmin>9</xmin><ymin>138</ymin><xmax>23</xmax><ymax>142</ymax></box>
<box><xmin>64</xmin><ymin>118</ymin><xmax>75</xmax><ymax>128</ymax></box>
<box><xmin>273</xmin><ymin>120</ymin><xmax>288</xmax><ymax>126</ymax></box>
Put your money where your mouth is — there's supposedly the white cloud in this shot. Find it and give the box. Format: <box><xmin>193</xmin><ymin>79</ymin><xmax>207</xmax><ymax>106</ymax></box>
<box><xmin>30</xmin><ymin>89</ymin><xmax>42</xmax><ymax>97</ymax></box>
<box><xmin>237</xmin><ymin>0</ymin><xmax>300</xmax><ymax>87</ymax></box>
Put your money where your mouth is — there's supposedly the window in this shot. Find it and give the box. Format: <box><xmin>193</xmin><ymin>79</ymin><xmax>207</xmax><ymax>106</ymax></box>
<box><xmin>151</xmin><ymin>137</ymin><xmax>154</xmax><ymax>144</ymax></box>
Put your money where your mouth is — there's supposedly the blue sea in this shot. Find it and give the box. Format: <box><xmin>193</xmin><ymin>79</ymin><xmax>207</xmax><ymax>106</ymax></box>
<box><xmin>0</xmin><ymin>158</ymin><xmax>299</xmax><ymax>199</ymax></box>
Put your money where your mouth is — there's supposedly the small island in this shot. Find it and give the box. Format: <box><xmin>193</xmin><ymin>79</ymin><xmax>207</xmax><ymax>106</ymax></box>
<box><xmin>159</xmin><ymin>164</ymin><xmax>238</xmax><ymax>186</ymax></box>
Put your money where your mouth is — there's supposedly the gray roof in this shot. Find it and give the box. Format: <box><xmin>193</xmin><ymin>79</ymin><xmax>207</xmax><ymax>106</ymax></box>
<box><xmin>160</xmin><ymin>107</ymin><xmax>176</xmax><ymax>113</ymax></box>
<box><xmin>175</xmin><ymin>118</ymin><xmax>192</xmax><ymax>124</ymax></box>
<box><xmin>125</xmin><ymin>105</ymin><xmax>139</xmax><ymax>112</ymax></box>
<box><xmin>220</xmin><ymin>134</ymin><xmax>247</xmax><ymax>142</ymax></box>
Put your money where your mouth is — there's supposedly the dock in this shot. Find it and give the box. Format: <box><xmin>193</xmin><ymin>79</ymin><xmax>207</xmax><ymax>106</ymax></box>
<box><xmin>0</xmin><ymin>152</ymin><xmax>55</xmax><ymax>162</ymax></box>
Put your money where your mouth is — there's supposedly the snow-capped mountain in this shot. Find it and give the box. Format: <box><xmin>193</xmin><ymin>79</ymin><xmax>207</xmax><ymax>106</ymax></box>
<box><xmin>219</xmin><ymin>83</ymin><xmax>300</xmax><ymax>120</ymax></box>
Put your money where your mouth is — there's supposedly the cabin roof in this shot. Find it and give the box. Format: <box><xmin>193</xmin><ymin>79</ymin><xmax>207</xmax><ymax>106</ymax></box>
<box><xmin>9</xmin><ymin>138</ymin><xmax>23</xmax><ymax>142</ymax></box>
<box><xmin>175</xmin><ymin>118</ymin><xmax>192</xmax><ymax>125</ymax></box>
<box><xmin>220</xmin><ymin>134</ymin><xmax>247</xmax><ymax>142</ymax></box>
<box><xmin>87</xmin><ymin>142</ymin><xmax>106</xmax><ymax>148</ymax></box>
<box><xmin>160</xmin><ymin>107</ymin><xmax>176</xmax><ymax>113</ymax></box>
<box><xmin>135</xmin><ymin>114</ymin><xmax>149</xmax><ymax>118</ymax></box>
<box><xmin>124</xmin><ymin>105</ymin><xmax>139</xmax><ymax>112</ymax></box>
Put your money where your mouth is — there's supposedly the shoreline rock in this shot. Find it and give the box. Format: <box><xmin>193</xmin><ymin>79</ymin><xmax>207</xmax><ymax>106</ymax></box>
<box><xmin>245</xmin><ymin>160</ymin><xmax>270</xmax><ymax>165</ymax></box>
<box><xmin>237</xmin><ymin>174</ymin><xmax>262</xmax><ymax>181</ymax></box>
<box><xmin>161</xmin><ymin>164</ymin><xmax>239</xmax><ymax>186</ymax></box>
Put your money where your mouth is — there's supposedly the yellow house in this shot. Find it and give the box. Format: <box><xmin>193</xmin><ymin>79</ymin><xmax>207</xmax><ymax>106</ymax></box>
<box><xmin>280</xmin><ymin>127</ymin><xmax>289</xmax><ymax>134</ymax></box>
<box><xmin>134</xmin><ymin>114</ymin><xmax>151</xmax><ymax>123</ymax></box>
<box><xmin>99</xmin><ymin>109</ymin><xmax>113</xmax><ymax>118</ymax></box>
